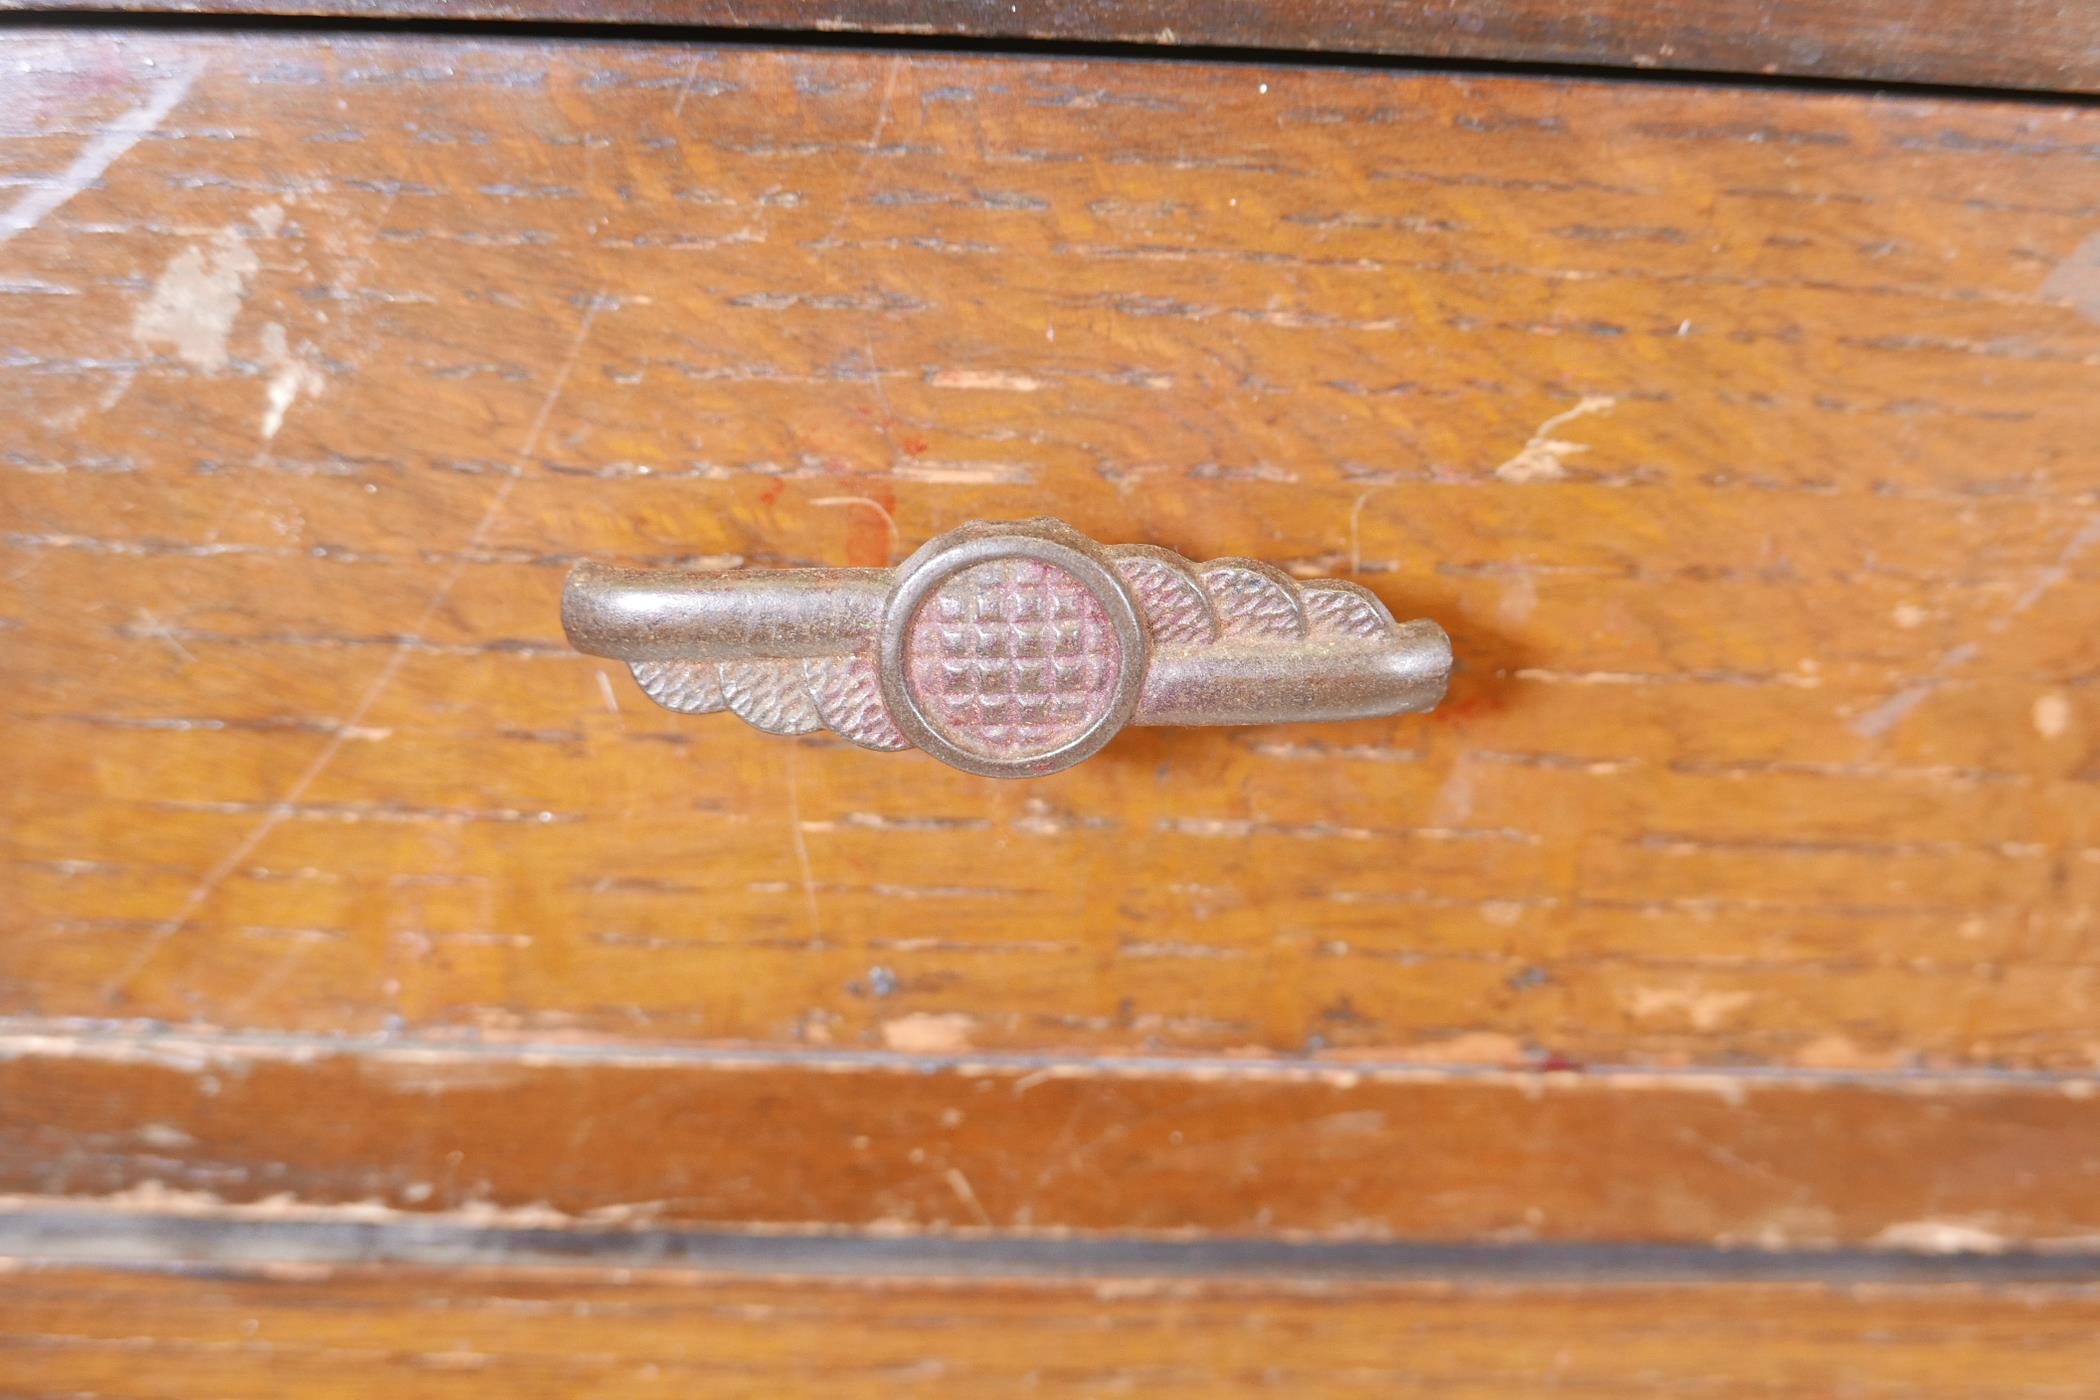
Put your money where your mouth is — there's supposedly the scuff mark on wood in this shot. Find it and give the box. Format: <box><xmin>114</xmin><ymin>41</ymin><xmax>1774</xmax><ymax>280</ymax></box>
<box><xmin>1492</xmin><ymin>396</ymin><xmax>1616</xmax><ymax>482</ymax></box>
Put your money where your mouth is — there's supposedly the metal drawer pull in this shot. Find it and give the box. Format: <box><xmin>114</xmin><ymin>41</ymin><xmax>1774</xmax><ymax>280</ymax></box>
<box><xmin>564</xmin><ymin>518</ymin><xmax>1451</xmax><ymax>778</ymax></box>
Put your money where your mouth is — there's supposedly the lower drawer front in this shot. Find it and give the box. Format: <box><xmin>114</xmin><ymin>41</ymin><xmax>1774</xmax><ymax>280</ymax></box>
<box><xmin>3</xmin><ymin>28</ymin><xmax>2098</xmax><ymax>1268</ymax></box>
<box><xmin>12</xmin><ymin>1263</ymin><xmax>2100</xmax><ymax>1397</ymax></box>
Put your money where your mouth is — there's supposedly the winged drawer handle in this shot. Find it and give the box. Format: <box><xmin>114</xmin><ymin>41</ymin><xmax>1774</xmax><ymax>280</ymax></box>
<box><xmin>563</xmin><ymin>518</ymin><xmax>1451</xmax><ymax>778</ymax></box>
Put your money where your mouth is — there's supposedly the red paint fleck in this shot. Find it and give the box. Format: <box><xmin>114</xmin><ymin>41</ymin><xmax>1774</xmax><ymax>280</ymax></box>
<box><xmin>758</xmin><ymin>476</ymin><xmax>786</xmax><ymax>507</ymax></box>
<box><xmin>901</xmin><ymin>436</ymin><xmax>930</xmax><ymax>457</ymax></box>
<box><xmin>1534</xmin><ymin>1052</ymin><xmax>1585</xmax><ymax>1074</ymax></box>
<box><xmin>1439</xmin><ymin>688</ymin><xmax>1507</xmax><ymax>725</ymax></box>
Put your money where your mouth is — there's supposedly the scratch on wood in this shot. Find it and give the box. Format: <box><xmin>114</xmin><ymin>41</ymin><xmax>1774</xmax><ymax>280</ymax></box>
<box><xmin>669</xmin><ymin>54</ymin><xmax>706</xmax><ymax>118</ymax></box>
<box><xmin>783</xmin><ymin>742</ymin><xmax>822</xmax><ymax>939</ymax></box>
<box><xmin>1850</xmin><ymin>643</ymin><xmax>1979</xmax><ymax>738</ymax></box>
<box><xmin>1853</xmin><ymin>514</ymin><xmax>2100</xmax><ymax>738</ymax></box>
<box><xmin>944</xmin><ymin>1167</ymin><xmax>994</xmax><ymax>1227</ymax></box>
<box><xmin>1348</xmin><ymin>486</ymin><xmax>1389</xmax><ymax>575</ymax></box>
<box><xmin>95</xmin><ymin>290</ymin><xmax>612</xmax><ymax>1004</ymax></box>
<box><xmin>13</xmin><ymin>38</ymin><xmax>2100</xmax><ymax>1089</ymax></box>
<box><xmin>818</xmin><ymin>53</ymin><xmax>903</xmax><ymax>247</ymax></box>
<box><xmin>0</xmin><ymin>58</ymin><xmax>201</xmax><ymax>246</ymax></box>
<box><xmin>809</xmin><ymin>495</ymin><xmax>898</xmax><ymax>562</ymax></box>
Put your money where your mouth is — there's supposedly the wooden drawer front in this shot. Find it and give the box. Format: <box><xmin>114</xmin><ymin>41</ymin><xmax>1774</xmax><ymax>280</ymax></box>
<box><xmin>4</xmin><ymin>30</ymin><xmax>2099</xmax><ymax>1250</ymax></box>
<box><xmin>9</xmin><ymin>1264</ymin><xmax>2100</xmax><ymax>1397</ymax></box>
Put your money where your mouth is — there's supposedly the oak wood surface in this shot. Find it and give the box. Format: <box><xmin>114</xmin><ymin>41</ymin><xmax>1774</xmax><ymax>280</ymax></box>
<box><xmin>4</xmin><ymin>30</ymin><xmax>2100</xmax><ymax>1243</ymax></box>
<box><xmin>6</xmin><ymin>0</ymin><xmax>2100</xmax><ymax>94</ymax></box>
<box><xmin>8</xmin><ymin>1260</ymin><xmax>2100</xmax><ymax>1398</ymax></box>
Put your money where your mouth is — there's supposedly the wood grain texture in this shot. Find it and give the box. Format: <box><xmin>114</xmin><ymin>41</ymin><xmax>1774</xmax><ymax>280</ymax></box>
<box><xmin>6</xmin><ymin>0</ymin><xmax>2100</xmax><ymax>94</ymax></box>
<box><xmin>8</xmin><ymin>32</ymin><xmax>2100</xmax><ymax>1071</ymax></box>
<box><xmin>8</xmin><ymin>1260</ymin><xmax>2100</xmax><ymax>1398</ymax></box>
<box><xmin>5</xmin><ymin>31</ymin><xmax>2100</xmax><ymax>1241</ymax></box>
<box><xmin>7</xmin><ymin>1036</ymin><xmax>2100</xmax><ymax>1244</ymax></box>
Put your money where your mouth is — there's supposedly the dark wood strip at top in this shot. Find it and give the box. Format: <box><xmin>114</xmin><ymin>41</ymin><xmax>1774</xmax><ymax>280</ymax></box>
<box><xmin>4</xmin><ymin>0</ymin><xmax>2100</xmax><ymax>95</ymax></box>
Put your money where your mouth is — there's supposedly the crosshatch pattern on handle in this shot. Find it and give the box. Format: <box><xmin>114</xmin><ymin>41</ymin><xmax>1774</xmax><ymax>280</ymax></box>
<box><xmin>907</xmin><ymin>558</ymin><xmax>1122</xmax><ymax>759</ymax></box>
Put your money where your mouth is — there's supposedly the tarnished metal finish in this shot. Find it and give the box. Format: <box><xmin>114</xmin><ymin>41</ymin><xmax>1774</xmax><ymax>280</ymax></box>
<box><xmin>562</xmin><ymin>562</ymin><xmax>886</xmax><ymax>661</ymax></box>
<box><xmin>563</xmin><ymin>519</ymin><xmax>1452</xmax><ymax>778</ymax></box>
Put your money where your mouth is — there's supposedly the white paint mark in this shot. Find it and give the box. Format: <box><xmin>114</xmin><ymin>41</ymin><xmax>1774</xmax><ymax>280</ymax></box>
<box><xmin>256</xmin><ymin>321</ymin><xmax>325</xmax><ymax>441</ymax></box>
<box><xmin>881</xmin><ymin>1012</ymin><xmax>975</xmax><ymax>1054</ymax></box>
<box><xmin>2042</xmin><ymin>231</ymin><xmax>2100</xmax><ymax>324</ymax></box>
<box><xmin>0</xmin><ymin>1180</ymin><xmax>672</xmax><ymax>1232</ymax></box>
<box><xmin>1623</xmin><ymin>984</ymin><xmax>1754</xmax><ymax>1031</ymax></box>
<box><xmin>927</xmin><ymin>368</ymin><xmax>1046</xmax><ymax>392</ymax></box>
<box><xmin>136</xmin><ymin>1123</ymin><xmax>197</xmax><ymax>1150</ymax></box>
<box><xmin>1872</xmin><ymin>1218</ymin><xmax>2009</xmax><ymax>1254</ymax></box>
<box><xmin>595</xmin><ymin>670</ymin><xmax>621</xmax><ymax>713</ymax></box>
<box><xmin>1431</xmin><ymin>757</ymin><xmax>1476</xmax><ymax>825</ymax></box>
<box><xmin>889</xmin><ymin>460</ymin><xmax>1037</xmax><ymax>485</ymax></box>
<box><xmin>1391</xmin><ymin>1031</ymin><xmax>1528</xmax><ymax>1065</ymax></box>
<box><xmin>1792</xmin><ymin>1034</ymin><xmax>1894</xmax><ymax>1070</ymax></box>
<box><xmin>1891</xmin><ymin>602</ymin><xmax>1928</xmax><ymax>629</ymax></box>
<box><xmin>1492</xmin><ymin>395</ymin><xmax>1616</xmax><ymax>483</ymax></box>
<box><xmin>2034</xmin><ymin>692</ymin><xmax>2072</xmax><ymax>739</ymax></box>
<box><xmin>133</xmin><ymin>204</ymin><xmax>281</xmax><ymax>372</ymax></box>
<box><xmin>0</xmin><ymin>58</ymin><xmax>202</xmax><ymax>246</ymax></box>
<box><xmin>1495</xmin><ymin>568</ymin><xmax>1538</xmax><ymax>626</ymax></box>
<box><xmin>98</xmin><ymin>292</ymin><xmax>612</xmax><ymax>1003</ymax></box>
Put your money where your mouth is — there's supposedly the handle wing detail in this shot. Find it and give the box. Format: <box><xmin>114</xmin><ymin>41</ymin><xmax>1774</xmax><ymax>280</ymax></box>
<box><xmin>1111</xmin><ymin>547</ymin><xmax>1401</xmax><ymax>645</ymax></box>
<box><xmin>632</xmin><ymin>655</ymin><xmax>910</xmax><ymax>750</ymax></box>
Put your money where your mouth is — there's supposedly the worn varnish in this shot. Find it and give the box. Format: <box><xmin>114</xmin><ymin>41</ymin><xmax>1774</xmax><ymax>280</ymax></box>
<box><xmin>8</xmin><ymin>0</ymin><xmax>2100</xmax><ymax>94</ymax></box>
<box><xmin>8</xmin><ymin>1262</ymin><xmax>2100</xmax><ymax>1397</ymax></box>
<box><xmin>7</xmin><ymin>1039</ymin><xmax>2100</xmax><ymax>1243</ymax></box>
<box><xmin>3</xmin><ymin>31</ymin><xmax>2100</xmax><ymax>1243</ymax></box>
